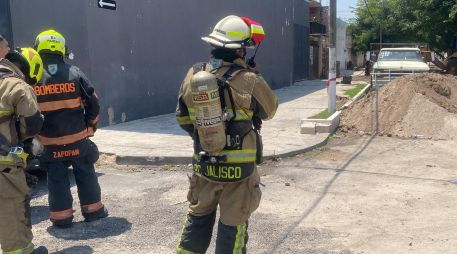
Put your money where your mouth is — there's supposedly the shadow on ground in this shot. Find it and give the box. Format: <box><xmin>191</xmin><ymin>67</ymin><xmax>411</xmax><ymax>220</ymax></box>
<box><xmin>52</xmin><ymin>245</ymin><xmax>94</xmax><ymax>254</ymax></box>
<box><xmin>31</xmin><ymin>205</ymin><xmax>49</xmax><ymax>225</ymax></box>
<box><xmin>275</xmin><ymin>81</ymin><xmax>326</xmax><ymax>104</ymax></box>
<box><xmin>46</xmin><ymin>217</ymin><xmax>132</xmax><ymax>240</ymax></box>
<box><xmin>30</xmin><ymin>170</ymin><xmax>105</xmax><ymax>200</ymax></box>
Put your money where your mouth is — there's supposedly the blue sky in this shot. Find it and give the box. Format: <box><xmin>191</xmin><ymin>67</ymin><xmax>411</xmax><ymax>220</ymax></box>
<box><xmin>321</xmin><ymin>0</ymin><xmax>358</xmax><ymax>21</ymax></box>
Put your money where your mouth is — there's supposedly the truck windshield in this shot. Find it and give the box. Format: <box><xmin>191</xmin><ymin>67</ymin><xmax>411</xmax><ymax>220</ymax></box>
<box><xmin>378</xmin><ymin>50</ymin><xmax>422</xmax><ymax>61</ymax></box>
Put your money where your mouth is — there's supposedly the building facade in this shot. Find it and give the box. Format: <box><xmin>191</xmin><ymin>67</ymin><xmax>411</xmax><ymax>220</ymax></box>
<box><xmin>0</xmin><ymin>0</ymin><xmax>310</xmax><ymax>126</ymax></box>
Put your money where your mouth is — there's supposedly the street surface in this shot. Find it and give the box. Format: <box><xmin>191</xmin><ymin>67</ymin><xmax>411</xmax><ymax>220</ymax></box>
<box><xmin>30</xmin><ymin>135</ymin><xmax>457</xmax><ymax>254</ymax></box>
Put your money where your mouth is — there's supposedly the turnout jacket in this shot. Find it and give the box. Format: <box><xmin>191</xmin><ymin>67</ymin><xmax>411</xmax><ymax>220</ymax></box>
<box><xmin>0</xmin><ymin>59</ymin><xmax>43</xmax><ymax>157</ymax></box>
<box><xmin>35</xmin><ymin>56</ymin><xmax>99</xmax><ymax>161</ymax></box>
<box><xmin>176</xmin><ymin>58</ymin><xmax>278</xmax><ymax>182</ymax></box>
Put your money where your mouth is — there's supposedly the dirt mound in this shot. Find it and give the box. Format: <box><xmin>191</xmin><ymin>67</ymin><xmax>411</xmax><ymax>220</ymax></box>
<box><xmin>340</xmin><ymin>73</ymin><xmax>457</xmax><ymax>140</ymax></box>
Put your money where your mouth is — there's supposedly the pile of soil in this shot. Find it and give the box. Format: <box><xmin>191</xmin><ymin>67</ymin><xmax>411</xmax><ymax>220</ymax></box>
<box><xmin>340</xmin><ymin>73</ymin><xmax>457</xmax><ymax>140</ymax></box>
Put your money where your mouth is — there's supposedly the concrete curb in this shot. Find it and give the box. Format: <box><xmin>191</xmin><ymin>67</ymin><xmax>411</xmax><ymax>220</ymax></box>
<box><xmin>263</xmin><ymin>135</ymin><xmax>330</xmax><ymax>161</ymax></box>
<box><xmin>106</xmin><ymin>135</ymin><xmax>331</xmax><ymax>166</ymax></box>
<box><xmin>341</xmin><ymin>83</ymin><xmax>372</xmax><ymax>110</ymax></box>
<box><xmin>115</xmin><ymin>155</ymin><xmax>191</xmax><ymax>166</ymax></box>
<box><xmin>300</xmin><ymin>83</ymin><xmax>371</xmax><ymax>135</ymax></box>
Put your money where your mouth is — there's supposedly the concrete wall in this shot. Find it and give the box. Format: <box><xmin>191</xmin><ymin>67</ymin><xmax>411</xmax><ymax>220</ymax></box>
<box><xmin>6</xmin><ymin>0</ymin><xmax>309</xmax><ymax>126</ymax></box>
<box><xmin>336</xmin><ymin>18</ymin><xmax>351</xmax><ymax>70</ymax></box>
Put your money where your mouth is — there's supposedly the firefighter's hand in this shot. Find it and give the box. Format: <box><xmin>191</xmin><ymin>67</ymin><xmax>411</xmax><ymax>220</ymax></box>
<box><xmin>86</xmin><ymin>117</ymin><xmax>98</xmax><ymax>133</ymax></box>
<box><xmin>23</xmin><ymin>138</ymin><xmax>44</xmax><ymax>156</ymax></box>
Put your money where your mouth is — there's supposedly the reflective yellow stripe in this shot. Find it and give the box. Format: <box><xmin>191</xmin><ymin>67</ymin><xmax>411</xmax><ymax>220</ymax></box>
<box><xmin>251</xmin><ymin>25</ymin><xmax>265</xmax><ymax>35</ymax></box>
<box><xmin>226</xmin><ymin>156</ymin><xmax>256</xmax><ymax>163</ymax></box>
<box><xmin>176</xmin><ymin>116</ymin><xmax>193</xmax><ymax>125</ymax></box>
<box><xmin>227</xmin><ymin>109</ymin><xmax>253</xmax><ymax>121</ymax></box>
<box><xmin>0</xmin><ymin>151</ymin><xmax>29</xmax><ymax>167</ymax></box>
<box><xmin>224</xmin><ymin>149</ymin><xmax>256</xmax><ymax>154</ymax></box>
<box><xmin>189</xmin><ymin>107</ymin><xmax>253</xmax><ymax>121</ymax></box>
<box><xmin>3</xmin><ymin>242</ymin><xmax>34</xmax><ymax>254</ymax></box>
<box><xmin>176</xmin><ymin>216</ymin><xmax>202</xmax><ymax>254</ymax></box>
<box><xmin>233</xmin><ymin>223</ymin><xmax>247</xmax><ymax>254</ymax></box>
<box><xmin>187</xmin><ymin>108</ymin><xmax>197</xmax><ymax>121</ymax></box>
<box><xmin>176</xmin><ymin>247</ymin><xmax>200</xmax><ymax>254</ymax></box>
<box><xmin>0</xmin><ymin>110</ymin><xmax>13</xmax><ymax>117</ymax></box>
<box><xmin>227</xmin><ymin>31</ymin><xmax>248</xmax><ymax>39</ymax></box>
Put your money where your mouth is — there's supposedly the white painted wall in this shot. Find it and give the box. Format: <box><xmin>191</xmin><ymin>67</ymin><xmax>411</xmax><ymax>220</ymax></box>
<box><xmin>336</xmin><ymin>18</ymin><xmax>352</xmax><ymax>70</ymax></box>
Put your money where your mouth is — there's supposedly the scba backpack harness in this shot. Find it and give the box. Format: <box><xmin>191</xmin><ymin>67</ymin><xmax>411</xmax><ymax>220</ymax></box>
<box><xmin>190</xmin><ymin>62</ymin><xmax>258</xmax><ymax>182</ymax></box>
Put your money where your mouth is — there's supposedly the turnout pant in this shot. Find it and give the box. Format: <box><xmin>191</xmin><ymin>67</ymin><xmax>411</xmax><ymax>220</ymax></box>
<box><xmin>177</xmin><ymin>168</ymin><xmax>261</xmax><ymax>254</ymax></box>
<box><xmin>43</xmin><ymin>156</ymin><xmax>104</xmax><ymax>224</ymax></box>
<box><xmin>0</xmin><ymin>166</ymin><xmax>34</xmax><ymax>254</ymax></box>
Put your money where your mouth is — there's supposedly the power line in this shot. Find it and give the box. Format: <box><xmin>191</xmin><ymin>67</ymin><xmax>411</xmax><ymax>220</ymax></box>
<box><xmin>362</xmin><ymin>0</ymin><xmax>375</xmax><ymax>21</ymax></box>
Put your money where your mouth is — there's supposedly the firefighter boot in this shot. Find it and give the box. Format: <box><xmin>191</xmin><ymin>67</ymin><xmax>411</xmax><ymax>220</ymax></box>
<box><xmin>83</xmin><ymin>206</ymin><xmax>109</xmax><ymax>222</ymax></box>
<box><xmin>52</xmin><ymin>217</ymin><xmax>73</xmax><ymax>229</ymax></box>
<box><xmin>215</xmin><ymin>220</ymin><xmax>248</xmax><ymax>254</ymax></box>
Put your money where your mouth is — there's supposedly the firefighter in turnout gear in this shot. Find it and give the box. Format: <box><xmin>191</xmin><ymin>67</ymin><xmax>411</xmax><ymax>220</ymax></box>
<box><xmin>176</xmin><ymin>16</ymin><xmax>278</xmax><ymax>253</ymax></box>
<box><xmin>33</xmin><ymin>29</ymin><xmax>108</xmax><ymax>228</ymax></box>
<box><xmin>0</xmin><ymin>46</ymin><xmax>48</xmax><ymax>253</ymax></box>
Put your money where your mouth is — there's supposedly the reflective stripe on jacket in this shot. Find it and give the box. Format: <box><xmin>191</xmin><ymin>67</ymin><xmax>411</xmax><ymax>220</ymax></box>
<box><xmin>176</xmin><ymin>58</ymin><xmax>278</xmax><ymax>182</ymax></box>
<box><xmin>0</xmin><ymin>59</ymin><xmax>42</xmax><ymax>149</ymax></box>
<box><xmin>35</xmin><ymin>57</ymin><xmax>100</xmax><ymax>161</ymax></box>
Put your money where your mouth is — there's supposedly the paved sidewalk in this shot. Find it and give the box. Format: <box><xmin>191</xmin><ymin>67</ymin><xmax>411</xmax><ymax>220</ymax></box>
<box><xmin>92</xmin><ymin>80</ymin><xmax>332</xmax><ymax>165</ymax></box>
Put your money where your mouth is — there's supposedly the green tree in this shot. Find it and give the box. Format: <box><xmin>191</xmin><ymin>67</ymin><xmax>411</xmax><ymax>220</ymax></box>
<box><xmin>349</xmin><ymin>0</ymin><xmax>457</xmax><ymax>52</ymax></box>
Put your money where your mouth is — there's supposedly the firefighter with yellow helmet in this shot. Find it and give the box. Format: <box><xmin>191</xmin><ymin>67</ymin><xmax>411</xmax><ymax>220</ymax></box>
<box><xmin>33</xmin><ymin>29</ymin><xmax>107</xmax><ymax>228</ymax></box>
<box><xmin>176</xmin><ymin>15</ymin><xmax>278</xmax><ymax>253</ymax></box>
<box><xmin>0</xmin><ymin>45</ymin><xmax>48</xmax><ymax>253</ymax></box>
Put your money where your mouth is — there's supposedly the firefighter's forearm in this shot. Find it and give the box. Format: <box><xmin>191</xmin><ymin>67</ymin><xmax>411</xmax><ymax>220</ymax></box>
<box><xmin>84</xmin><ymin>95</ymin><xmax>100</xmax><ymax>120</ymax></box>
<box><xmin>21</xmin><ymin>111</ymin><xmax>44</xmax><ymax>138</ymax></box>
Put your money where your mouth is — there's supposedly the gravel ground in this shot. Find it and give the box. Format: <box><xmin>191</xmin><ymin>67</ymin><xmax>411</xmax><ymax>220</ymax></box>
<box><xmin>23</xmin><ymin>135</ymin><xmax>457</xmax><ymax>253</ymax></box>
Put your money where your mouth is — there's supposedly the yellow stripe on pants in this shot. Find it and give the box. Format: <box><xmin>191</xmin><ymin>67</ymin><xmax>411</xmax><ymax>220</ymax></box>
<box><xmin>3</xmin><ymin>242</ymin><xmax>34</xmax><ymax>254</ymax></box>
<box><xmin>233</xmin><ymin>223</ymin><xmax>247</xmax><ymax>254</ymax></box>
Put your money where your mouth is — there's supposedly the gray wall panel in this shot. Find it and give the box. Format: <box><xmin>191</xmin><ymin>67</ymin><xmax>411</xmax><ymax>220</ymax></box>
<box><xmin>8</xmin><ymin>0</ymin><xmax>309</xmax><ymax>126</ymax></box>
<box><xmin>0</xmin><ymin>0</ymin><xmax>13</xmax><ymax>44</ymax></box>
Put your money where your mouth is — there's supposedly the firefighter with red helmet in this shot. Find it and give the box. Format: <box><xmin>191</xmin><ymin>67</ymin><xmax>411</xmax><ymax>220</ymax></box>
<box><xmin>0</xmin><ymin>46</ymin><xmax>48</xmax><ymax>254</ymax></box>
<box><xmin>33</xmin><ymin>29</ymin><xmax>107</xmax><ymax>228</ymax></box>
<box><xmin>176</xmin><ymin>15</ymin><xmax>278</xmax><ymax>253</ymax></box>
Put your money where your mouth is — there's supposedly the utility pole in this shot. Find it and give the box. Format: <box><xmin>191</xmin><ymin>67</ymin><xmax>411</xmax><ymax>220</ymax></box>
<box><xmin>328</xmin><ymin>0</ymin><xmax>337</xmax><ymax>114</ymax></box>
<box><xmin>380</xmin><ymin>0</ymin><xmax>384</xmax><ymax>49</ymax></box>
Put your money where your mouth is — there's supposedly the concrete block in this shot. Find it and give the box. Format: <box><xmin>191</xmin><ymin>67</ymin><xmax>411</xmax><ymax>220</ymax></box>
<box><xmin>316</xmin><ymin>123</ymin><xmax>332</xmax><ymax>133</ymax></box>
<box><xmin>300</xmin><ymin>122</ymin><xmax>316</xmax><ymax>134</ymax></box>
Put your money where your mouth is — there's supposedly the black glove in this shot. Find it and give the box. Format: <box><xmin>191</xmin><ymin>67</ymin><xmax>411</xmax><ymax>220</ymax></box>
<box><xmin>25</xmin><ymin>172</ymin><xmax>39</xmax><ymax>187</ymax></box>
<box><xmin>22</xmin><ymin>138</ymin><xmax>34</xmax><ymax>155</ymax></box>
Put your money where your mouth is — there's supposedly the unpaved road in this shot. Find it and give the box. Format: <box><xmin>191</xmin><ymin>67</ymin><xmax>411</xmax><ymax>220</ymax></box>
<box><xmin>28</xmin><ymin>135</ymin><xmax>457</xmax><ymax>253</ymax></box>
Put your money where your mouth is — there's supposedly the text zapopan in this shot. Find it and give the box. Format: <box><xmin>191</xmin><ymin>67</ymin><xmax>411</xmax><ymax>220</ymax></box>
<box><xmin>35</xmin><ymin>83</ymin><xmax>76</xmax><ymax>96</ymax></box>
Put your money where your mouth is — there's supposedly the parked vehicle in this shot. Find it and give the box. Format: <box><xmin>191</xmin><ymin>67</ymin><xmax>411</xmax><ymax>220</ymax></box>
<box><xmin>372</xmin><ymin>47</ymin><xmax>430</xmax><ymax>85</ymax></box>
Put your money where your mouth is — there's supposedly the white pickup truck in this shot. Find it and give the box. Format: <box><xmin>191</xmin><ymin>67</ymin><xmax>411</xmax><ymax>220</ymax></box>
<box><xmin>372</xmin><ymin>47</ymin><xmax>430</xmax><ymax>85</ymax></box>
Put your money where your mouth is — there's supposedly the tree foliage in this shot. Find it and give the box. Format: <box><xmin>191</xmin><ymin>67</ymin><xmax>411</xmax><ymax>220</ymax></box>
<box><xmin>349</xmin><ymin>0</ymin><xmax>457</xmax><ymax>52</ymax></box>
